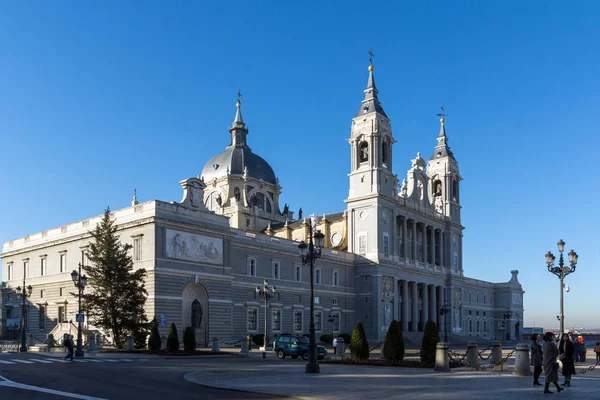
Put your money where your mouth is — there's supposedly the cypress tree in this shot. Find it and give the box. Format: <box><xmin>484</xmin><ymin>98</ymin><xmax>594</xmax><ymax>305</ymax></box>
<box><xmin>166</xmin><ymin>322</ymin><xmax>179</xmax><ymax>352</ymax></box>
<box><xmin>81</xmin><ymin>208</ymin><xmax>148</xmax><ymax>348</ymax></box>
<box><xmin>350</xmin><ymin>321</ymin><xmax>369</xmax><ymax>360</ymax></box>
<box><xmin>420</xmin><ymin>320</ymin><xmax>440</xmax><ymax>365</ymax></box>
<box><xmin>383</xmin><ymin>320</ymin><xmax>405</xmax><ymax>362</ymax></box>
<box><xmin>148</xmin><ymin>318</ymin><xmax>162</xmax><ymax>352</ymax></box>
<box><xmin>183</xmin><ymin>327</ymin><xmax>196</xmax><ymax>352</ymax></box>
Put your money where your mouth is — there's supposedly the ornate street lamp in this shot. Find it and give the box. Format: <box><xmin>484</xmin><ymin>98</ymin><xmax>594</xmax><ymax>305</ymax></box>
<box><xmin>545</xmin><ymin>239</ymin><xmax>578</xmax><ymax>338</ymax></box>
<box><xmin>503</xmin><ymin>308</ymin><xmax>513</xmax><ymax>341</ymax></box>
<box><xmin>71</xmin><ymin>263</ymin><xmax>88</xmax><ymax>358</ymax></box>
<box><xmin>255</xmin><ymin>279</ymin><xmax>276</xmax><ymax>353</ymax></box>
<box><xmin>439</xmin><ymin>303</ymin><xmax>451</xmax><ymax>343</ymax></box>
<box><xmin>328</xmin><ymin>314</ymin><xmax>337</xmax><ymax>338</ymax></box>
<box><xmin>16</xmin><ymin>281</ymin><xmax>33</xmax><ymax>352</ymax></box>
<box><xmin>298</xmin><ymin>215</ymin><xmax>325</xmax><ymax>374</ymax></box>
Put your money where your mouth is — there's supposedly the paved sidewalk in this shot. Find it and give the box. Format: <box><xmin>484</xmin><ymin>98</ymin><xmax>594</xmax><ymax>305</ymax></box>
<box><xmin>184</xmin><ymin>360</ymin><xmax>600</xmax><ymax>399</ymax></box>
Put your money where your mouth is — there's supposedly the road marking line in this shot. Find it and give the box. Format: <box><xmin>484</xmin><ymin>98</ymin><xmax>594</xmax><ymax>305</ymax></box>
<box><xmin>13</xmin><ymin>360</ymin><xmax>35</xmax><ymax>364</ymax></box>
<box><xmin>74</xmin><ymin>359</ymin><xmax>90</xmax><ymax>363</ymax></box>
<box><xmin>0</xmin><ymin>380</ymin><xmax>107</xmax><ymax>399</ymax></box>
<box><xmin>100</xmin><ymin>359</ymin><xmax>119</xmax><ymax>362</ymax></box>
<box><xmin>0</xmin><ymin>360</ymin><xmax>16</xmax><ymax>364</ymax></box>
<box><xmin>29</xmin><ymin>359</ymin><xmax>54</xmax><ymax>364</ymax></box>
<box><xmin>85</xmin><ymin>359</ymin><xmax>104</xmax><ymax>362</ymax></box>
<box><xmin>45</xmin><ymin>358</ymin><xmax>70</xmax><ymax>363</ymax></box>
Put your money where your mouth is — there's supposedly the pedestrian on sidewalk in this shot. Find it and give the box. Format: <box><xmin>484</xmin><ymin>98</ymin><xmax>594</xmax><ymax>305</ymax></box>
<box><xmin>530</xmin><ymin>333</ymin><xmax>543</xmax><ymax>386</ymax></box>
<box><xmin>594</xmin><ymin>341</ymin><xmax>600</xmax><ymax>363</ymax></box>
<box><xmin>332</xmin><ymin>337</ymin><xmax>337</xmax><ymax>354</ymax></box>
<box><xmin>559</xmin><ymin>333</ymin><xmax>575</xmax><ymax>387</ymax></box>
<box><xmin>573</xmin><ymin>336</ymin><xmax>581</xmax><ymax>362</ymax></box>
<box><xmin>542</xmin><ymin>332</ymin><xmax>563</xmax><ymax>394</ymax></box>
<box><xmin>580</xmin><ymin>339</ymin><xmax>587</xmax><ymax>362</ymax></box>
<box><xmin>63</xmin><ymin>334</ymin><xmax>74</xmax><ymax>361</ymax></box>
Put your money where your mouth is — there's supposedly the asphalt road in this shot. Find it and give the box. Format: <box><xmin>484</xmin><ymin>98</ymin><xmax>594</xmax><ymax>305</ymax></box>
<box><xmin>0</xmin><ymin>353</ymin><xmax>289</xmax><ymax>400</ymax></box>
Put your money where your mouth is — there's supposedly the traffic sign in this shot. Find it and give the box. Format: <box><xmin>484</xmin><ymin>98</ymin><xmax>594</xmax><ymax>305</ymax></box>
<box><xmin>159</xmin><ymin>313</ymin><xmax>167</xmax><ymax>327</ymax></box>
<box><xmin>75</xmin><ymin>313</ymin><xmax>85</xmax><ymax>323</ymax></box>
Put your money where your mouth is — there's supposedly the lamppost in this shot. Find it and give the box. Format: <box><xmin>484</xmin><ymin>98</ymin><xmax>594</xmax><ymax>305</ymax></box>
<box><xmin>298</xmin><ymin>215</ymin><xmax>325</xmax><ymax>374</ymax></box>
<box><xmin>503</xmin><ymin>308</ymin><xmax>513</xmax><ymax>341</ymax></box>
<box><xmin>71</xmin><ymin>263</ymin><xmax>88</xmax><ymax>358</ymax></box>
<box><xmin>255</xmin><ymin>279</ymin><xmax>276</xmax><ymax>353</ymax></box>
<box><xmin>328</xmin><ymin>314</ymin><xmax>337</xmax><ymax>338</ymax></box>
<box><xmin>545</xmin><ymin>239</ymin><xmax>578</xmax><ymax>339</ymax></box>
<box><xmin>439</xmin><ymin>303</ymin><xmax>451</xmax><ymax>343</ymax></box>
<box><xmin>16</xmin><ymin>280</ymin><xmax>33</xmax><ymax>352</ymax></box>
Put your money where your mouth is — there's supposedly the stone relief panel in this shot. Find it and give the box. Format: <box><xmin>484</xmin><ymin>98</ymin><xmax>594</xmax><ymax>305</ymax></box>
<box><xmin>166</xmin><ymin>229</ymin><xmax>223</xmax><ymax>265</ymax></box>
<box><xmin>382</xmin><ymin>276</ymin><xmax>394</xmax><ymax>298</ymax></box>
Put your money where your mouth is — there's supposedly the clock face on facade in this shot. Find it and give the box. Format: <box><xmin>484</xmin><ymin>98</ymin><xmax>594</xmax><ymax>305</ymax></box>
<box><xmin>331</xmin><ymin>232</ymin><xmax>343</xmax><ymax>247</ymax></box>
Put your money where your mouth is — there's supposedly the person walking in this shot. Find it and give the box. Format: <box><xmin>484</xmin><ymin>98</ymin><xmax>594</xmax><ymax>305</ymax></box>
<box><xmin>531</xmin><ymin>333</ymin><xmax>543</xmax><ymax>386</ymax></box>
<box><xmin>594</xmin><ymin>341</ymin><xmax>600</xmax><ymax>363</ymax></box>
<box><xmin>332</xmin><ymin>336</ymin><xmax>337</xmax><ymax>355</ymax></box>
<box><xmin>572</xmin><ymin>336</ymin><xmax>581</xmax><ymax>363</ymax></box>
<box><xmin>580</xmin><ymin>339</ymin><xmax>587</xmax><ymax>362</ymax></box>
<box><xmin>63</xmin><ymin>334</ymin><xmax>74</xmax><ymax>361</ymax></box>
<box><xmin>542</xmin><ymin>332</ymin><xmax>563</xmax><ymax>394</ymax></box>
<box><xmin>559</xmin><ymin>333</ymin><xmax>575</xmax><ymax>387</ymax></box>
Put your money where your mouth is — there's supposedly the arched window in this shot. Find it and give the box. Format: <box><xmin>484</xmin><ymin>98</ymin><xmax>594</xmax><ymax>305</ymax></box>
<box><xmin>433</xmin><ymin>180</ymin><xmax>442</xmax><ymax>197</ymax></box>
<box><xmin>359</xmin><ymin>141</ymin><xmax>369</xmax><ymax>163</ymax></box>
<box><xmin>382</xmin><ymin>140</ymin><xmax>388</xmax><ymax>165</ymax></box>
<box><xmin>453</xmin><ymin>180</ymin><xmax>459</xmax><ymax>201</ymax></box>
<box><xmin>205</xmin><ymin>191</ymin><xmax>221</xmax><ymax>211</ymax></box>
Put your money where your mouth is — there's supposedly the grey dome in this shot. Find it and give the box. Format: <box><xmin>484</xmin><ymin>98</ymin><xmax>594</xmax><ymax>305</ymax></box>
<box><xmin>201</xmin><ymin>146</ymin><xmax>277</xmax><ymax>185</ymax></box>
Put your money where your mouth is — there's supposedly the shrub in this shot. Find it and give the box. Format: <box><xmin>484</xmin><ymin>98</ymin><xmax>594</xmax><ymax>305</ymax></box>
<box><xmin>183</xmin><ymin>327</ymin><xmax>196</xmax><ymax>352</ymax></box>
<box><xmin>166</xmin><ymin>322</ymin><xmax>179</xmax><ymax>352</ymax></box>
<box><xmin>350</xmin><ymin>321</ymin><xmax>369</xmax><ymax>360</ymax></box>
<box><xmin>320</xmin><ymin>334</ymin><xmax>333</xmax><ymax>345</ymax></box>
<box><xmin>252</xmin><ymin>334</ymin><xmax>264</xmax><ymax>347</ymax></box>
<box><xmin>383</xmin><ymin>320</ymin><xmax>405</xmax><ymax>362</ymax></box>
<box><xmin>420</xmin><ymin>320</ymin><xmax>440</xmax><ymax>365</ymax></box>
<box><xmin>148</xmin><ymin>318</ymin><xmax>162</xmax><ymax>352</ymax></box>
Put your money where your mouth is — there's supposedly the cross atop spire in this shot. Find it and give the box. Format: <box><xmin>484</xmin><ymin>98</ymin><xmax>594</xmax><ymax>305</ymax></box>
<box><xmin>369</xmin><ymin>49</ymin><xmax>374</xmax><ymax>66</ymax></box>
<box><xmin>233</xmin><ymin>89</ymin><xmax>244</xmax><ymax>126</ymax></box>
<box><xmin>132</xmin><ymin>188</ymin><xmax>139</xmax><ymax>206</ymax></box>
<box><xmin>429</xmin><ymin>106</ymin><xmax>455</xmax><ymax>160</ymax></box>
<box><xmin>356</xmin><ymin>50</ymin><xmax>387</xmax><ymax>118</ymax></box>
<box><xmin>229</xmin><ymin>89</ymin><xmax>248</xmax><ymax>148</ymax></box>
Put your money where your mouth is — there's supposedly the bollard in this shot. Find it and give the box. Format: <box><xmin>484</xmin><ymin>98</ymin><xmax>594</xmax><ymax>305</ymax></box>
<box><xmin>211</xmin><ymin>337</ymin><xmax>220</xmax><ymax>352</ymax></box>
<box><xmin>47</xmin><ymin>334</ymin><xmax>55</xmax><ymax>349</ymax></box>
<box><xmin>513</xmin><ymin>343</ymin><xmax>532</xmax><ymax>376</ymax></box>
<box><xmin>240</xmin><ymin>339</ymin><xmax>249</xmax><ymax>356</ymax></box>
<box><xmin>490</xmin><ymin>340</ymin><xmax>507</xmax><ymax>371</ymax></box>
<box><xmin>434</xmin><ymin>342</ymin><xmax>451</xmax><ymax>372</ymax></box>
<box><xmin>127</xmin><ymin>335</ymin><xmax>134</xmax><ymax>351</ymax></box>
<box><xmin>466</xmin><ymin>342</ymin><xmax>479</xmax><ymax>368</ymax></box>
<box><xmin>88</xmin><ymin>333</ymin><xmax>97</xmax><ymax>352</ymax></box>
<box><xmin>96</xmin><ymin>333</ymin><xmax>103</xmax><ymax>349</ymax></box>
<box><xmin>335</xmin><ymin>337</ymin><xmax>346</xmax><ymax>359</ymax></box>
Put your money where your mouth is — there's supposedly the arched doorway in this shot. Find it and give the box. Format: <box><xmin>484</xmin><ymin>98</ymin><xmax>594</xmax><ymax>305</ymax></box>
<box><xmin>182</xmin><ymin>283</ymin><xmax>209</xmax><ymax>347</ymax></box>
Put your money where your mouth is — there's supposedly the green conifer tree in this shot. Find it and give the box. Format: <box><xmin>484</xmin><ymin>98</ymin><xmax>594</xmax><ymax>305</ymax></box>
<box><xmin>183</xmin><ymin>327</ymin><xmax>196</xmax><ymax>352</ymax></box>
<box><xmin>350</xmin><ymin>321</ymin><xmax>369</xmax><ymax>360</ymax></box>
<box><xmin>420</xmin><ymin>320</ymin><xmax>440</xmax><ymax>365</ymax></box>
<box><xmin>81</xmin><ymin>208</ymin><xmax>148</xmax><ymax>348</ymax></box>
<box><xmin>166</xmin><ymin>322</ymin><xmax>179</xmax><ymax>352</ymax></box>
<box><xmin>383</xmin><ymin>320</ymin><xmax>405</xmax><ymax>362</ymax></box>
<box><xmin>148</xmin><ymin>318</ymin><xmax>162</xmax><ymax>352</ymax></box>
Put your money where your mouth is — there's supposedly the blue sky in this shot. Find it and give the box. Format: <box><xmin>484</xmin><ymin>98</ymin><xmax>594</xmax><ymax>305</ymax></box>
<box><xmin>1</xmin><ymin>1</ymin><xmax>598</xmax><ymax>330</ymax></box>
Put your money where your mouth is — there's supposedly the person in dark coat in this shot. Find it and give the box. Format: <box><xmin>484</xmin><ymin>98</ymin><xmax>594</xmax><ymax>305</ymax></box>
<box><xmin>530</xmin><ymin>333</ymin><xmax>543</xmax><ymax>386</ymax></box>
<box><xmin>542</xmin><ymin>332</ymin><xmax>563</xmax><ymax>394</ymax></box>
<box><xmin>63</xmin><ymin>333</ymin><xmax>74</xmax><ymax>361</ymax></box>
<box><xmin>594</xmin><ymin>341</ymin><xmax>600</xmax><ymax>363</ymax></box>
<box><xmin>559</xmin><ymin>333</ymin><xmax>575</xmax><ymax>386</ymax></box>
<box><xmin>572</xmin><ymin>336</ymin><xmax>581</xmax><ymax>362</ymax></box>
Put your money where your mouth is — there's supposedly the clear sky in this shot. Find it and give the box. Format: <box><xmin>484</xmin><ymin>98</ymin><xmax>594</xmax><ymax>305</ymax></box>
<box><xmin>1</xmin><ymin>1</ymin><xmax>598</xmax><ymax>330</ymax></box>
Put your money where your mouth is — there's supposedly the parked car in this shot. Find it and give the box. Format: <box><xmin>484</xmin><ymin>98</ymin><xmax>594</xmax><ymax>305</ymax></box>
<box><xmin>275</xmin><ymin>335</ymin><xmax>327</xmax><ymax>360</ymax></box>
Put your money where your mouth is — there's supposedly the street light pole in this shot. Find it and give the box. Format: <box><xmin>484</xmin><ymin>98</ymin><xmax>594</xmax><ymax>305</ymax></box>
<box><xmin>256</xmin><ymin>279</ymin><xmax>276</xmax><ymax>354</ymax></box>
<box><xmin>71</xmin><ymin>262</ymin><xmax>88</xmax><ymax>358</ymax></box>
<box><xmin>545</xmin><ymin>239</ymin><xmax>578</xmax><ymax>338</ymax></box>
<box><xmin>16</xmin><ymin>279</ymin><xmax>33</xmax><ymax>353</ymax></box>
<box><xmin>298</xmin><ymin>215</ymin><xmax>325</xmax><ymax>374</ymax></box>
<box><xmin>439</xmin><ymin>303</ymin><xmax>451</xmax><ymax>343</ymax></box>
<box><xmin>503</xmin><ymin>309</ymin><xmax>513</xmax><ymax>341</ymax></box>
<box><xmin>328</xmin><ymin>314</ymin><xmax>337</xmax><ymax>338</ymax></box>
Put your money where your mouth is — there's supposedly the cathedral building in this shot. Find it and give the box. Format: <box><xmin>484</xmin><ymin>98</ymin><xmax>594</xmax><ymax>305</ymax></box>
<box><xmin>1</xmin><ymin>62</ymin><xmax>524</xmax><ymax>345</ymax></box>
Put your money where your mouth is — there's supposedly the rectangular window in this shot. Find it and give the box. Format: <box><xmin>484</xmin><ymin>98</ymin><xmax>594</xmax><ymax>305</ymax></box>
<box><xmin>40</xmin><ymin>290</ymin><xmax>44</xmax><ymax>298</ymax></box>
<box><xmin>247</xmin><ymin>308</ymin><xmax>257</xmax><ymax>331</ymax></box>
<box><xmin>7</xmin><ymin>263</ymin><xmax>13</xmax><ymax>280</ymax></box>
<box><xmin>453</xmin><ymin>253</ymin><xmax>458</xmax><ymax>270</ymax></box>
<box><xmin>333</xmin><ymin>312</ymin><xmax>340</xmax><ymax>332</ymax></box>
<box><xmin>333</xmin><ymin>270</ymin><xmax>340</xmax><ymax>287</ymax></box>
<box><xmin>24</xmin><ymin>261</ymin><xmax>29</xmax><ymax>278</ymax></box>
<box><xmin>248</xmin><ymin>258</ymin><xmax>257</xmax><ymax>276</ymax></box>
<box><xmin>6</xmin><ymin>307</ymin><xmax>13</xmax><ymax>320</ymax></box>
<box><xmin>383</xmin><ymin>233</ymin><xmax>389</xmax><ymax>254</ymax></box>
<box><xmin>133</xmin><ymin>237</ymin><xmax>142</xmax><ymax>261</ymax></box>
<box><xmin>59</xmin><ymin>288</ymin><xmax>64</xmax><ymax>297</ymax></box>
<box><xmin>295</xmin><ymin>265</ymin><xmax>302</xmax><ymax>282</ymax></box>
<box><xmin>83</xmin><ymin>251</ymin><xmax>90</xmax><ymax>266</ymax></box>
<box><xmin>58</xmin><ymin>305</ymin><xmax>67</xmax><ymax>323</ymax></box>
<box><xmin>484</xmin><ymin>321</ymin><xmax>488</xmax><ymax>332</ymax></box>
<box><xmin>315</xmin><ymin>311</ymin><xmax>322</xmax><ymax>331</ymax></box>
<box><xmin>272</xmin><ymin>309</ymin><xmax>281</xmax><ymax>331</ymax></box>
<box><xmin>272</xmin><ymin>261</ymin><xmax>280</xmax><ymax>280</ymax></box>
<box><xmin>358</xmin><ymin>234</ymin><xmax>367</xmax><ymax>254</ymax></box>
<box><xmin>294</xmin><ymin>311</ymin><xmax>303</xmax><ymax>332</ymax></box>
<box><xmin>476</xmin><ymin>320</ymin><xmax>480</xmax><ymax>333</ymax></box>
<box><xmin>314</xmin><ymin>296</ymin><xmax>320</xmax><ymax>305</ymax></box>
<box><xmin>60</xmin><ymin>253</ymin><xmax>66</xmax><ymax>273</ymax></box>
<box><xmin>315</xmin><ymin>268</ymin><xmax>321</xmax><ymax>284</ymax></box>
<box><xmin>332</xmin><ymin>298</ymin><xmax>339</xmax><ymax>306</ymax></box>
<box><xmin>39</xmin><ymin>305</ymin><xmax>46</xmax><ymax>329</ymax></box>
<box><xmin>41</xmin><ymin>258</ymin><xmax>47</xmax><ymax>276</ymax></box>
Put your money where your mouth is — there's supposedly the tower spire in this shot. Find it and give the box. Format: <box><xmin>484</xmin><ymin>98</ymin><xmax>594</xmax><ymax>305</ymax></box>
<box><xmin>229</xmin><ymin>89</ymin><xmax>249</xmax><ymax>148</ymax></box>
<box><xmin>430</xmin><ymin>106</ymin><xmax>455</xmax><ymax>160</ymax></box>
<box><xmin>356</xmin><ymin>50</ymin><xmax>387</xmax><ymax>118</ymax></box>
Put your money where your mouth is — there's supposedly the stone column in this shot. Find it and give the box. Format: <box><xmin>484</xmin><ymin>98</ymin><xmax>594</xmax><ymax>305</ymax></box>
<box><xmin>411</xmin><ymin>281</ymin><xmax>418</xmax><ymax>331</ymax></box>
<box><xmin>393</xmin><ymin>278</ymin><xmax>399</xmax><ymax>321</ymax></box>
<box><xmin>439</xmin><ymin>230</ymin><xmax>445</xmax><ymax>267</ymax></box>
<box><xmin>423</xmin><ymin>224</ymin><xmax>428</xmax><ymax>263</ymax></box>
<box><xmin>430</xmin><ymin>226</ymin><xmax>436</xmax><ymax>265</ymax></box>
<box><xmin>430</xmin><ymin>285</ymin><xmax>437</xmax><ymax>326</ymax></box>
<box><xmin>402</xmin><ymin>216</ymin><xmax>408</xmax><ymax>258</ymax></box>
<box><xmin>402</xmin><ymin>280</ymin><xmax>409</xmax><ymax>332</ymax></box>
<box><xmin>411</xmin><ymin>219</ymin><xmax>417</xmax><ymax>260</ymax></box>
<box><xmin>422</xmin><ymin>284</ymin><xmax>429</xmax><ymax>328</ymax></box>
<box><xmin>391</xmin><ymin>213</ymin><xmax>397</xmax><ymax>257</ymax></box>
